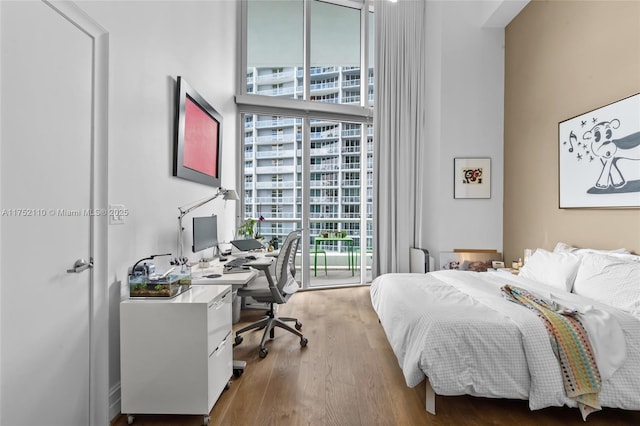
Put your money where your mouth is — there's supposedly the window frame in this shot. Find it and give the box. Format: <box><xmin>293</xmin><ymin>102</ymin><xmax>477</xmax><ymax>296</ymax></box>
<box><xmin>236</xmin><ymin>0</ymin><xmax>374</xmax><ymax>120</ymax></box>
<box><xmin>236</xmin><ymin>0</ymin><xmax>374</xmax><ymax>287</ymax></box>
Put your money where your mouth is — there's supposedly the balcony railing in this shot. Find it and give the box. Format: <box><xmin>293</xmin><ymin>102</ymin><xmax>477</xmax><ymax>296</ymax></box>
<box><xmin>309</xmin><ymin>164</ymin><xmax>339</xmax><ymax>172</ymax></box>
<box><xmin>257</xmin><ymin>212</ymin><xmax>296</xmax><ymax>219</ymax></box>
<box><xmin>256</xmin><ymin>70</ymin><xmax>296</xmax><ymax>82</ymax></box>
<box><xmin>342</xmin><ymin>96</ymin><xmax>360</xmax><ymax>104</ymax></box>
<box><xmin>341</xmin><ymin>163</ymin><xmax>361</xmax><ymax>169</ymax></box>
<box><xmin>310</xmin><ymin>66</ymin><xmax>339</xmax><ymax>75</ymax></box>
<box><xmin>310</xmin><ymin>180</ymin><xmax>338</xmax><ymax>187</ymax></box>
<box><xmin>341</xmin><ymin>146</ymin><xmax>361</xmax><ymax>154</ymax></box>
<box><xmin>310</xmin><ymin>146</ymin><xmax>340</xmax><ymax>156</ymax></box>
<box><xmin>254</xmin><ymin>149</ymin><xmax>296</xmax><ymax>159</ymax></box>
<box><xmin>256</xmin><ymin>86</ymin><xmax>296</xmax><ymax>96</ymax></box>
<box><xmin>255</xmin><ymin>118</ymin><xmax>298</xmax><ymax>128</ymax></box>
<box><xmin>250</xmin><ymin>196</ymin><xmax>296</xmax><ymax>204</ymax></box>
<box><xmin>253</xmin><ymin>135</ymin><xmax>296</xmax><ymax>143</ymax></box>
<box><xmin>254</xmin><ymin>165</ymin><xmax>295</xmax><ymax>174</ymax></box>
<box><xmin>309</xmin><ymin>196</ymin><xmax>338</xmax><ymax>204</ymax></box>
<box><xmin>254</xmin><ymin>181</ymin><xmax>295</xmax><ymax>189</ymax></box>
<box><xmin>342</xmin><ymin>196</ymin><xmax>361</xmax><ymax>203</ymax></box>
<box><xmin>309</xmin><ymin>212</ymin><xmax>340</xmax><ymax>219</ymax></box>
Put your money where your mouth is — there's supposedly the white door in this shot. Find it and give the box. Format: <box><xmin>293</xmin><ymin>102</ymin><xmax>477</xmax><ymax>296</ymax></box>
<box><xmin>1</xmin><ymin>1</ymin><xmax>107</xmax><ymax>425</ymax></box>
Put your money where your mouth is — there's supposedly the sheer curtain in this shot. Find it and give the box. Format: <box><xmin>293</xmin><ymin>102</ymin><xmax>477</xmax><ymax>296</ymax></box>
<box><xmin>373</xmin><ymin>0</ymin><xmax>428</xmax><ymax>277</ymax></box>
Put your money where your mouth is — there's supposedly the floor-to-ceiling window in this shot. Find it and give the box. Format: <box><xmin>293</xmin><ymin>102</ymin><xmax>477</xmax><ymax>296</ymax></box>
<box><xmin>237</xmin><ymin>0</ymin><xmax>374</xmax><ymax>287</ymax></box>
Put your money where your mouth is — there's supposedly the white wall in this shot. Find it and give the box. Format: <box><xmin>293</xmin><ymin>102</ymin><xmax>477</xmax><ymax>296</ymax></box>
<box><xmin>77</xmin><ymin>1</ymin><xmax>238</xmax><ymax>418</ymax></box>
<box><xmin>420</xmin><ymin>1</ymin><xmax>505</xmax><ymax>267</ymax></box>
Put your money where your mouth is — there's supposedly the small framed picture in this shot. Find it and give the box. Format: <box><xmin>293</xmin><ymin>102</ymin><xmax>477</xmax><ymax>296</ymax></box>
<box><xmin>454</xmin><ymin>157</ymin><xmax>491</xmax><ymax>199</ymax></box>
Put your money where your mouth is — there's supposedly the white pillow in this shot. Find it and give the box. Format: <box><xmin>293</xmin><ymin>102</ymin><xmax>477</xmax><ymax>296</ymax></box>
<box><xmin>553</xmin><ymin>242</ymin><xmax>630</xmax><ymax>256</ymax></box>
<box><xmin>603</xmin><ymin>252</ymin><xmax>640</xmax><ymax>262</ymax></box>
<box><xmin>519</xmin><ymin>248</ymin><xmax>581</xmax><ymax>292</ymax></box>
<box><xmin>573</xmin><ymin>253</ymin><xmax>640</xmax><ymax>313</ymax></box>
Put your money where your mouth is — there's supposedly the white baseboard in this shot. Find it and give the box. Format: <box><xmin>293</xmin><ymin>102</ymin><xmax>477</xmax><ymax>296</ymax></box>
<box><xmin>109</xmin><ymin>382</ymin><xmax>121</xmax><ymax>422</ymax></box>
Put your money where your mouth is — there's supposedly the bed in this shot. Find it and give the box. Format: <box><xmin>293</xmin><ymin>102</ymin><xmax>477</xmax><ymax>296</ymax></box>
<box><xmin>370</xmin><ymin>245</ymin><xmax>640</xmax><ymax>419</ymax></box>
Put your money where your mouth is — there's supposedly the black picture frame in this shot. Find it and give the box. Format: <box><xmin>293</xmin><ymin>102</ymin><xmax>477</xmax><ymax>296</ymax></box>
<box><xmin>558</xmin><ymin>93</ymin><xmax>640</xmax><ymax>209</ymax></box>
<box><xmin>173</xmin><ymin>76</ymin><xmax>223</xmax><ymax>188</ymax></box>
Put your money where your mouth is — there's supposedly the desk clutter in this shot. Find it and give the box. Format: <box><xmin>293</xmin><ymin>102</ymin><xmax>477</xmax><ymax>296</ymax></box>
<box><xmin>439</xmin><ymin>249</ymin><xmax>503</xmax><ymax>272</ymax></box>
<box><xmin>126</xmin><ymin>249</ymin><xmax>271</xmax><ymax>297</ymax></box>
<box><xmin>320</xmin><ymin>230</ymin><xmax>347</xmax><ymax>238</ymax></box>
<box><xmin>223</xmin><ymin>257</ymin><xmax>253</xmax><ymax>274</ymax></box>
<box><xmin>128</xmin><ymin>253</ymin><xmax>191</xmax><ymax>298</ymax></box>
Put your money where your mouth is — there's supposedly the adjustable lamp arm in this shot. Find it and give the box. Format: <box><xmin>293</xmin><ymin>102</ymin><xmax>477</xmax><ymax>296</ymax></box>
<box><xmin>179</xmin><ymin>187</ymin><xmax>223</xmax><ymax>220</ymax></box>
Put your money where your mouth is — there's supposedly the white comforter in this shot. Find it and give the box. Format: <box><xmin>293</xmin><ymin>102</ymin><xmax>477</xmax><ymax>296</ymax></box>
<box><xmin>370</xmin><ymin>270</ymin><xmax>640</xmax><ymax>411</ymax></box>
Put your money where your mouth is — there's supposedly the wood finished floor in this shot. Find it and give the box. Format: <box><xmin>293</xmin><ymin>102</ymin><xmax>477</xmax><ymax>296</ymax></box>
<box><xmin>112</xmin><ymin>286</ymin><xmax>640</xmax><ymax>426</ymax></box>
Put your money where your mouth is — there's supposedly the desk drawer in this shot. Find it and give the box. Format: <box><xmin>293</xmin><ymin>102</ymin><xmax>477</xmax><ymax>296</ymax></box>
<box><xmin>207</xmin><ymin>289</ymin><xmax>232</xmax><ymax>354</ymax></box>
<box><xmin>208</xmin><ymin>331</ymin><xmax>232</xmax><ymax>410</ymax></box>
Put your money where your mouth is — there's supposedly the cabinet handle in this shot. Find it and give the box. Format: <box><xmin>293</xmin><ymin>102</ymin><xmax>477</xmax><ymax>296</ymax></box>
<box><xmin>218</xmin><ymin>338</ymin><xmax>227</xmax><ymax>352</ymax></box>
<box><xmin>212</xmin><ymin>300</ymin><xmax>223</xmax><ymax>310</ymax></box>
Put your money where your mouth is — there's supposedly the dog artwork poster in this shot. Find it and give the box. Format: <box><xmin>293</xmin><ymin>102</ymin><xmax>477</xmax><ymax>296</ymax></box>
<box><xmin>559</xmin><ymin>93</ymin><xmax>640</xmax><ymax>208</ymax></box>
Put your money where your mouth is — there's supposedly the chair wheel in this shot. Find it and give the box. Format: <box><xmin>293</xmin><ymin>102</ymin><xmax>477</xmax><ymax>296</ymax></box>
<box><xmin>300</xmin><ymin>337</ymin><xmax>308</xmax><ymax>347</ymax></box>
<box><xmin>259</xmin><ymin>347</ymin><xmax>268</xmax><ymax>358</ymax></box>
<box><xmin>235</xmin><ymin>335</ymin><xmax>243</xmax><ymax>345</ymax></box>
<box><xmin>295</xmin><ymin>321</ymin><xmax>302</xmax><ymax>331</ymax></box>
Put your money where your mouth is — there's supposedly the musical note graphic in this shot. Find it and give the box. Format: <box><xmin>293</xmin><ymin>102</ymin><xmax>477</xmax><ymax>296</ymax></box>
<box><xmin>568</xmin><ymin>130</ymin><xmax>576</xmax><ymax>152</ymax></box>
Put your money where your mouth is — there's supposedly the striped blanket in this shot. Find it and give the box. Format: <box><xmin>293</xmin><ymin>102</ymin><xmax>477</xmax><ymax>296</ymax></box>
<box><xmin>501</xmin><ymin>284</ymin><xmax>601</xmax><ymax>420</ymax></box>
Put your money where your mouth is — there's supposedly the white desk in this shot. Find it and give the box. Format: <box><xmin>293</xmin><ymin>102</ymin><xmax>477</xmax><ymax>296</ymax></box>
<box><xmin>190</xmin><ymin>256</ymin><xmax>273</xmax><ymax>288</ymax></box>
<box><xmin>120</xmin><ymin>285</ymin><xmax>232</xmax><ymax>425</ymax></box>
<box><xmin>191</xmin><ymin>256</ymin><xmax>274</xmax><ymax>322</ymax></box>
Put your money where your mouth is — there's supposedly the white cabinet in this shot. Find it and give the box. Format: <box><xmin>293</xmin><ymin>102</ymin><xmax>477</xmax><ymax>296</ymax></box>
<box><xmin>120</xmin><ymin>285</ymin><xmax>232</xmax><ymax>425</ymax></box>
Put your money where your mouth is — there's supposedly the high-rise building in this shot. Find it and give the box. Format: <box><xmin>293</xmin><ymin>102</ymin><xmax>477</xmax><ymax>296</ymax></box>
<box><xmin>243</xmin><ymin>66</ymin><xmax>374</xmax><ymax>262</ymax></box>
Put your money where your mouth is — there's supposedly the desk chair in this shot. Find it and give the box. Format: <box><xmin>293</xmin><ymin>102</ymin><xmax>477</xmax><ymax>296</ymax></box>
<box><xmin>234</xmin><ymin>230</ymin><xmax>308</xmax><ymax>358</ymax></box>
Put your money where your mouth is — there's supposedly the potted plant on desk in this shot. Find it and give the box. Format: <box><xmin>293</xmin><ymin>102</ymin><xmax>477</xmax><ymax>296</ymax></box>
<box><xmin>238</xmin><ymin>216</ymin><xmax>265</xmax><ymax>245</ymax></box>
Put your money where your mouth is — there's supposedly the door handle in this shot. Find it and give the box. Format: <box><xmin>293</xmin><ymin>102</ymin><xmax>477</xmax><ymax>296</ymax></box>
<box><xmin>67</xmin><ymin>258</ymin><xmax>94</xmax><ymax>273</ymax></box>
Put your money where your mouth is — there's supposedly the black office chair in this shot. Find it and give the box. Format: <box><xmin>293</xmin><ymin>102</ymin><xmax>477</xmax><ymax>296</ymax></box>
<box><xmin>234</xmin><ymin>230</ymin><xmax>308</xmax><ymax>358</ymax></box>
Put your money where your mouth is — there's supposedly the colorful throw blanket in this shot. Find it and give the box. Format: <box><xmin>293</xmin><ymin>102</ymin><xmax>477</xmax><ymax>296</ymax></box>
<box><xmin>501</xmin><ymin>285</ymin><xmax>601</xmax><ymax>420</ymax></box>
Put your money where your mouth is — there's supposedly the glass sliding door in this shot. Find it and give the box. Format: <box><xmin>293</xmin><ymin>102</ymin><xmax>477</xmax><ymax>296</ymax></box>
<box><xmin>308</xmin><ymin>119</ymin><xmax>373</xmax><ymax>286</ymax></box>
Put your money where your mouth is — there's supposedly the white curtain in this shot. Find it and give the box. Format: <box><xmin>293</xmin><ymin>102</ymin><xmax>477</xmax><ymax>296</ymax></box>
<box><xmin>373</xmin><ymin>0</ymin><xmax>428</xmax><ymax>277</ymax></box>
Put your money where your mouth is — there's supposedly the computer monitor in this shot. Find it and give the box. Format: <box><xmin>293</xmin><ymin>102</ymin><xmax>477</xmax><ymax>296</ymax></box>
<box><xmin>192</xmin><ymin>215</ymin><xmax>218</xmax><ymax>254</ymax></box>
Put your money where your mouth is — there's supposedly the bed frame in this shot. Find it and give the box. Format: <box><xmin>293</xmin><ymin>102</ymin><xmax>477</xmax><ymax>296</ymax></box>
<box><xmin>425</xmin><ymin>379</ymin><xmax>436</xmax><ymax>414</ymax></box>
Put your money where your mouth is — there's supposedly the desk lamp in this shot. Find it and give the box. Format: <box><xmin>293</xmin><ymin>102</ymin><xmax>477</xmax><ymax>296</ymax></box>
<box><xmin>177</xmin><ymin>187</ymin><xmax>239</xmax><ymax>266</ymax></box>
